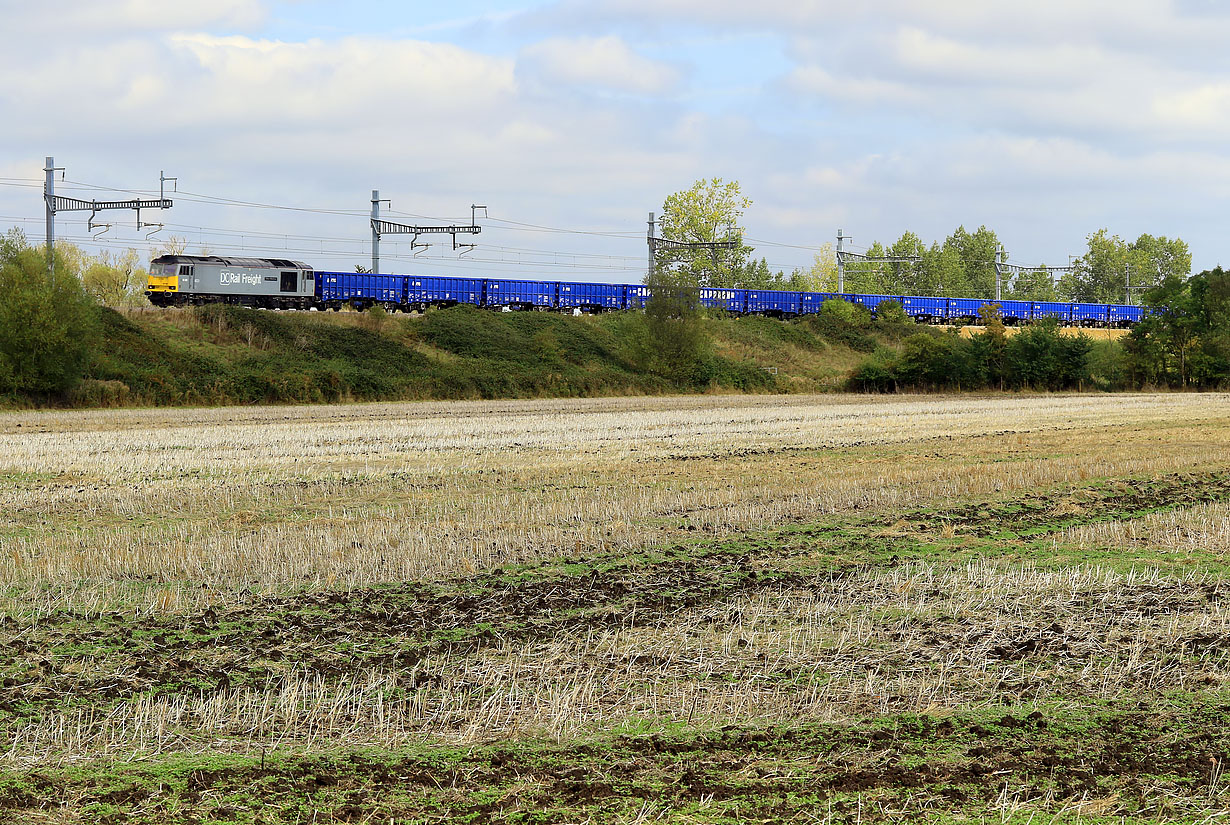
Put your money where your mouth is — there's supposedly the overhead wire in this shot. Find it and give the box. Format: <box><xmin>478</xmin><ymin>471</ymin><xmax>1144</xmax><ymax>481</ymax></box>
<box><xmin>51</xmin><ymin>177</ymin><xmax>647</xmax><ymax>242</ymax></box>
<box><xmin>147</xmin><ymin>220</ymin><xmax>650</xmax><ymax>262</ymax></box>
<box><xmin>48</xmin><ymin>227</ymin><xmax>648</xmax><ymax>276</ymax></box>
<box><xmin>7</xmin><ymin>176</ymin><xmax>823</xmax><ymax>276</ymax></box>
<box><xmin>9</xmin><ymin>175</ymin><xmax>1086</xmax><ymax>270</ymax></box>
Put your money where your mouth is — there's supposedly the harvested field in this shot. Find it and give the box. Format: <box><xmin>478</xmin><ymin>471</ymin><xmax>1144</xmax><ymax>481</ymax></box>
<box><xmin>2</xmin><ymin>392</ymin><xmax>1230</xmax><ymax>823</ymax></box>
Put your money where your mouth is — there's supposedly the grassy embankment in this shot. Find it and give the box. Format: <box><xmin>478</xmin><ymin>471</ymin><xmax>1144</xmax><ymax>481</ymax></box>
<box><xmin>67</xmin><ymin>305</ymin><xmax>770</xmax><ymax>407</ymax></box>
<box><xmin>59</xmin><ymin>303</ymin><xmax>1121</xmax><ymax>408</ymax></box>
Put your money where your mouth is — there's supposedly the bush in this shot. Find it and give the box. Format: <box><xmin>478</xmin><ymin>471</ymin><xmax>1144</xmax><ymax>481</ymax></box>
<box><xmin>818</xmin><ymin>298</ymin><xmax>869</xmax><ymax>328</ymax></box>
<box><xmin>644</xmin><ymin>268</ymin><xmax>709</xmax><ymax>381</ymax></box>
<box><xmin>1087</xmin><ymin>339</ymin><xmax>1128</xmax><ymax>391</ymax></box>
<box><xmin>895</xmin><ymin>331</ymin><xmax>984</xmax><ymax>390</ymax></box>
<box><xmin>806</xmin><ymin>299</ymin><xmax>876</xmax><ymax>351</ymax></box>
<box><xmin>873</xmin><ymin>300</ymin><xmax>914</xmax><ymax>341</ymax></box>
<box><xmin>1004</xmin><ymin>320</ymin><xmax>1092</xmax><ymax>390</ymax></box>
<box><xmin>848</xmin><ymin>347</ymin><xmax>899</xmax><ymax>392</ymax></box>
<box><xmin>0</xmin><ymin>246</ymin><xmax>99</xmax><ymax>397</ymax></box>
<box><xmin>847</xmin><ymin>321</ymin><xmax>1094</xmax><ymax>393</ymax></box>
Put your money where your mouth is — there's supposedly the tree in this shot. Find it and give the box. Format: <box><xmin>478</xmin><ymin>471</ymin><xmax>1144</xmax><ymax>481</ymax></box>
<box><xmin>792</xmin><ymin>243</ymin><xmax>838</xmax><ymax>291</ymax></box>
<box><xmin>0</xmin><ymin>238</ymin><xmax>99</xmax><ymax>397</ymax></box>
<box><xmin>882</xmin><ymin>232</ymin><xmax>926</xmax><ymax>294</ymax></box>
<box><xmin>657</xmin><ymin>178</ymin><xmax>752</xmax><ymax>288</ymax></box>
<box><xmin>0</xmin><ymin>227</ymin><xmax>25</xmax><ymax>262</ymax></box>
<box><xmin>154</xmin><ymin>236</ymin><xmax>187</xmax><ymax>257</ymax></box>
<box><xmin>1062</xmin><ymin>229</ymin><xmax>1128</xmax><ymax>303</ymax></box>
<box><xmin>945</xmin><ymin>225</ymin><xmax>1001</xmax><ymax>298</ymax></box>
<box><xmin>920</xmin><ymin>240</ymin><xmax>966</xmax><ymax>297</ymax></box>
<box><xmin>1063</xmin><ymin>230</ymin><xmax>1190</xmax><ymax>304</ymax></box>
<box><xmin>82</xmin><ymin>248</ymin><xmax>146</xmax><ymax>307</ymax></box>
<box><xmin>1191</xmin><ymin>267</ymin><xmax>1230</xmax><ymax>386</ymax></box>
<box><xmin>973</xmin><ymin>303</ymin><xmax>1008</xmax><ymax>388</ymax></box>
<box><xmin>841</xmin><ymin>226</ymin><xmax>1000</xmax><ymax>298</ymax></box>
<box><xmin>643</xmin><ymin>265</ymin><xmax>707</xmax><ymax>382</ymax></box>
<box><xmin>1128</xmin><ymin>267</ymin><xmax>1230</xmax><ymax>387</ymax></box>
<box><xmin>1127</xmin><ymin>233</ymin><xmax>1190</xmax><ymax>300</ymax></box>
<box><xmin>731</xmin><ymin>257</ymin><xmax>773</xmax><ymax>289</ymax></box>
<box><xmin>1007</xmin><ymin>266</ymin><xmax>1058</xmax><ymax>301</ymax></box>
<box><xmin>843</xmin><ymin>240</ymin><xmax>888</xmax><ymax>294</ymax></box>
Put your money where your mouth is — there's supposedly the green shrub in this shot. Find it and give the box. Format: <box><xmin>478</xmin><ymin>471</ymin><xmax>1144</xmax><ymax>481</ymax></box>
<box><xmin>805</xmin><ymin>299</ymin><xmax>876</xmax><ymax>351</ymax></box>
<box><xmin>0</xmin><ymin>247</ymin><xmax>99</xmax><ymax>397</ymax></box>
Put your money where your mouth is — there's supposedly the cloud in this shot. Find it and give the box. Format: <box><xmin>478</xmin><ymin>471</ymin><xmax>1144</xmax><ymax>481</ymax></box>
<box><xmin>8</xmin><ymin>0</ymin><xmax>267</xmax><ymax>35</ymax></box>
<box><xmin>8</xmin><ymin>0</ymin><xmax>1230</xmax><ymax>277</ymax></box>
<box><xmin>535</xmin><ymin>0</ymin><xmax>1220</xmax><ymax>47</ymax></box>
<box><xmin>787</xmin><ymin>65</ymin><xmax>923</xmax><ymax>107</ymax></box>
<box><xmin>518</xmin><ymin>35</ymin><xmax>680</xmax><ymax>95</ymax></box>
<box><xmin>164</xmin><ymin>34</ymin><xmax>517</xmax><ymax>123</ymax></box>
<box><xmin>782</xmin><ymin>20</ymin><xmax>1230</xmax><ymax>144</ymax></box>
<box><xmin>522</xmin><ymin>0</ymin><xmax>1230</xmax><ymax>147</ymax></box>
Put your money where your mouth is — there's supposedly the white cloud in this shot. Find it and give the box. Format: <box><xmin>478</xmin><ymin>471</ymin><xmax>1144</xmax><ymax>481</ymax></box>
<box><xmin>8</xmin><ymin>0</ymin><xmax>1230</xmax><ymax>277</ymax></box>
<box><xmin>6</xmin><ymin>0</ymin><xmax>267</xmax><ymax>35</ymax></box>
<box><xmin>787</xmin><ymin>65</ymin><xmax>923</xmax><ymax>107</ymax></box>
<box><xmin>518</xmin><ymin>35</ymin><xmax>680</xmax><ymax>95</ymax></box>
<box><xmin>536</xmin><ymin>0</ymin><xmax>1230</xmax><ymax>141</ymax></box>
<box><xmin>162</xmin><ymin>34</ymin><xmax>517</xmax><ymax>123</ymax></box>
<box><xmin>781</xmin><ymin>18</ymin><xmax>1230</xmax><ymax>144</ymax></box>
<box><xmin>539</xmin><ymin>0</ymin><xmax>1221</xmax><ymax>49</ymax></box>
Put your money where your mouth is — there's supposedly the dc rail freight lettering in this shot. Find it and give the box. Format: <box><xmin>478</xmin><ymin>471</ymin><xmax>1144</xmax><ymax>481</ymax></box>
<box><xmin>145</xmin><ymin>254</ymin><xmax>1148</xmax><ymax>327</ymax></box>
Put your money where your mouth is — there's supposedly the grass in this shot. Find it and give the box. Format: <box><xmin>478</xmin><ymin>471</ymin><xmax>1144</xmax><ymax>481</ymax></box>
<box><xmin>66</xmin><ymin>304</ymin><xmax>789</xmax><ymax>407</ymax></box>
<box><xmin>8</xmin><ymin>699</ymin><xmax>1230</xmax><ymax>823</ymax></box>
<box><xmin>27</xmin><ymin>301</ymin><xmax>1044</xmax><ymax>409</ymax></box>
<box><xmin>2</xmin><ymin>392</ymin><xmax>1230</xmax><ymax>821</ymax></box>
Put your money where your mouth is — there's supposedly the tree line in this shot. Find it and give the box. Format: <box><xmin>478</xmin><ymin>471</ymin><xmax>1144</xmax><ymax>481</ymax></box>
<box><xmin>836</xmin><ymin>227</ymin><xmax>1189</xmax><ymax>304</ymax></box>
<box><xmin>1126</xmin><ymin>266</ymin><xmax>1230</xmax><ymax>388</ymax></box>
<box><xmin>653</xmin><ymin>179</ymin><xmax>1191</xmax><ymax>304</ymax></box>
<box><xmin>840</xmin><ymin>267</ymin><xmax>1230</xmax><ymax>393</ymax></box>
<box><xmin>649</xmin><ymin>178</ymin><xmax>1222</xmax><ymax>390</ymax></box>
<box><xmin>846</xmin><ymin>305</ymin><xmax>1113</xmax><ymax>392</ymax></box>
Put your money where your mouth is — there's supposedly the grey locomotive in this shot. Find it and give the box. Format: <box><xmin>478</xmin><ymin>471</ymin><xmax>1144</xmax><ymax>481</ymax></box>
<box><xmin>146</xmin><ymin>255</ymin><xmax>317</xmax><ymax>309</ymax></box>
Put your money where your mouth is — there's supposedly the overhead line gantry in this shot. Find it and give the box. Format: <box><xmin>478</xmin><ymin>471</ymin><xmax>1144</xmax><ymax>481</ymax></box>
<box><xmin>43</xmin><ymin>156</ymin><xmax>174</xmax><ymax>274</ymax></box>
<box><xmin>369</xmin><ymin>190</ymin><xmax>484</xmax><ymax>273</ymax></box>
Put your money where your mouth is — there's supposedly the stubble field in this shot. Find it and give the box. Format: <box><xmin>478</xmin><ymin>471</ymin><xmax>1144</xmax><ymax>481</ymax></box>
<box><xmin>3</xmin><ymin>392</ymin><xmax>1230</xmax><ymax>823</ymax></box>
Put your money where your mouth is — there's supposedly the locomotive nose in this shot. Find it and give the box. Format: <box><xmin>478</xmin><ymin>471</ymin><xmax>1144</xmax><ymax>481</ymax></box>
<box><xmin>146</xmin><ymin>261</ymin><xmax>177</xmax><ymax>294</ymax></box>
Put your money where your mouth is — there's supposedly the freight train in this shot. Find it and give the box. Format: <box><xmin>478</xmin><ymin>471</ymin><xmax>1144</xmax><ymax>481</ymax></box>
<box><xmin>145</xmin><ymin>254</ymin><xmax>1147</xmax><ymax>327</ymax></box>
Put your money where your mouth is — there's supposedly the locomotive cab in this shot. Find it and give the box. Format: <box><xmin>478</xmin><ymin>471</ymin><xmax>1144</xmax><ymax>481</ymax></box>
<box><xmin>146</xmin><ymin>258</ymin><xmax>179</xmax><ymax>293</ymax></box>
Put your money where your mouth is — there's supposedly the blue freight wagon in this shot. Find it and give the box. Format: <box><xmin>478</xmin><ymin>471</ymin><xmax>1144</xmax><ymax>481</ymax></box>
<box><xmin>316</xmin><ymin>272</ymin><xmax>404</xmax><ymax>308</ymax></box>
<box><xmin>1109</xmin><ymin>304</ymin><xmax>1145</xmax><ymax>326</ymax></box>
<box><xmin>747</xmin><ymin>289</ymin><xmax>799</xmax><ymax>316</ymax></box>
<box><xmin>997</xmin><ymin>300</ymin><xmax>1032</xmax><ymax>323</ymax></box>
<box><xmin>946</xmin><ymin>297</ymin><xmax>986</xmax><ymax>323</ymax></box>
<box><xmin>700</xmin><ymin>287</ymin><xmax>748</xmax><ymax>313</ymax></box>
<box><xmin>1031</xmin><ymin>301</ymin><xmax>1072</xmax><ymax>323</ymax></box>
<box><xmin>483</xmin><ymin>278</ymin><xmax>557</xmax><ymax>309</ymax></box>
<box><xmin>623</xmin><ymin>284</ymin><xmax>650</xmax><ymax>310</ymax></box>
<box><xmin>1071</xmin><ymin>302</ymin><xmax>1108</xmax><ymax>325</ymax></box>
<box><xmin>799</xmin><ymin>292</ymin><xmax>843</xmax><ymax>315</ymax></box>
<box><xmin>316</xmin><ymin>272</ymin><xmax>346</xmax><ymax>305</ymax></box>
<box><xmin>558</xmin><ymin>281</ymin><xmax>623</xmax><ymax>312</ymax></box>
<box><xmin>406</xmin><ymin>275</ymin><xmax>484</xmax><ymax>309</ymax></box>
<box><xmin>901</xmin><ymin>295</ymin><xmax>945</xmax><ymax>322</ymax></box>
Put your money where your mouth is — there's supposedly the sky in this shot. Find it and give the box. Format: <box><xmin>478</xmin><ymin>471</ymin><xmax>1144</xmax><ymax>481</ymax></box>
<box><xmin>3</xmin><ymin>0</ymin><xmax>1230</xmax><ymax>281</ymax></box>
